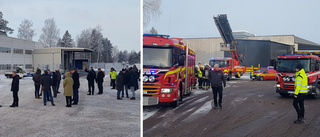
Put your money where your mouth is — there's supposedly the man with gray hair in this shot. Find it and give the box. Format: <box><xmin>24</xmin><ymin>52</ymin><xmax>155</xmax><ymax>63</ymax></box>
<box><xmin>208</xmin><ymin>64</ymin><xmax>226</xmax><ymax>109</ymax></box>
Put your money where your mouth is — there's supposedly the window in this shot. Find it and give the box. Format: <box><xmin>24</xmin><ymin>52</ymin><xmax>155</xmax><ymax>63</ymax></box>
<box><xmin>25</xmin><ymin>50</ymin><xmax>33</xmax><ymax>55</ymax></box>
<box><xmin>13</xmin><ymin>48</ymin><xmax>23</xmax><ymax>54</ymax></box>
<box><xmin>0</xmin><ymin>47</ymin><xmax>11</xmax><ymax>53</ymax></box>
<box><xmin>25</xmin><ymin>64</ymin><xmax>33</xmax><ymax>69</ymax></box>
<box><xmin>0</xmin><ymin>64</ymin><xmax>11</xmax><ymax>70</ymax></box>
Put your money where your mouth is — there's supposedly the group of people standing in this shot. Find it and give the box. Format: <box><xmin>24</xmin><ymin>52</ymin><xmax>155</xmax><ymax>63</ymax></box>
<box><xmin>115</xmin><ymin>65</ymin><xmax>139</xmax><ymax>100</ymax></box>
<box><xmin>31</xmin><ymin>68</ymin><xmax>80</xmax><ymax>107</ymax></box>
<box><xmin>195</xmin><ymin>63</ymin><xmax>226</xmax><ymax>109</ymax></box>
<box><xmin>195</xmin><ymin>63</ymin><xmax>212</xmax><ymax>90</ymax></box>
<box><xmin>86</xmin><ymin>67</ymin><xmax>106</xmax><ymax>95</ymax></box>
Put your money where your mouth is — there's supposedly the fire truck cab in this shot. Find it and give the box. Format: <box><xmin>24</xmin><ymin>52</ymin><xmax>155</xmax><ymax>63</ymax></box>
<box><xmin>143</xmin><ymin>34</ymin><xmax>196</xmax><ymax>107</ymax></box>
<box><xmin>275</xmin><ymin>54</ymin><xmax>320</xmax><ymax>98</ymax></box>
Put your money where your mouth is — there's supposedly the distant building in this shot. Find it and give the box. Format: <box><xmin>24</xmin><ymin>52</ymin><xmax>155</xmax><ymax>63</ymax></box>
<box><xmin>183</xmin><ymin>35</ymin><xmax>320</xmax><ymax>67</ymax></box>
<box><xmin>0</xmin><ymin>35</ymin><xmax>45</xmax><ymax>73</ymax></box>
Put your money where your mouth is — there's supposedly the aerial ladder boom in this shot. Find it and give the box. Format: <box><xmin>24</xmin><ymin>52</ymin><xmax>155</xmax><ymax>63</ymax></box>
<box><xmin>214</xmin><ymin>14</ymin><xmax>240</xmax><ymax>62</ymax></box>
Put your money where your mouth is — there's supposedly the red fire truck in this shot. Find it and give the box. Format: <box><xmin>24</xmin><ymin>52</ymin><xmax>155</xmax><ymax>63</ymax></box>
<box><xmin>209</xmin><ymin>57</ymin><xmax>260</xmax><ymax>80</ymax></box>
<box><xmin>143</xmin><ymin>34</ymin><xmax>196</xmax><ymax>107</ymax></box>
<box><xmin>211</xmin><ymin>14</ymin><xmax>259</xmax><ymax>80</ymax></box>
<box><xmin>275</xmin><ymin>53</ymin><xmax>320</xmax><ymax>98</ymax></box>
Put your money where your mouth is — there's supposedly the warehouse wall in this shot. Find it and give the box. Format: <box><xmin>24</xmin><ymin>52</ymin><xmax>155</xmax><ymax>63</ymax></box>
<box><xmin>183</xmin><ymin>37</ymin><xmax>224</xmax><ymax>65</ymax></box>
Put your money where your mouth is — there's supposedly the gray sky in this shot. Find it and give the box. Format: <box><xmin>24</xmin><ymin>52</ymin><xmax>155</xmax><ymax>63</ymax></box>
<box><xmin>145</xmin><ymin>0</ymin><xmax>320</xmax><ymax>44</ymax></box>
<box><xmin>0</xmin><ymin>0</ymin><xmax>140</xmax><ymax>52</ymax></box>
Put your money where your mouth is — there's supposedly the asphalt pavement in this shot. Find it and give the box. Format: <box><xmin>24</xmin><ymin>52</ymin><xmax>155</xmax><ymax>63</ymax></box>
<box><xmin>143</xmin><ymin>77</ymin><xmax>320</xmax><ymax>137</ymax></box>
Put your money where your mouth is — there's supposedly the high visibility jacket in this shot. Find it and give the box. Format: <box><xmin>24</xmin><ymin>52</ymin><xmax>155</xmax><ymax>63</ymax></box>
<box><xmin>294</xmin><ymin>68</ymin><xmax>308</xmax><ymax>95</ymax></box>
<box><xmin>197</xmin><ymin>68</ymin><xmax>202</xmax><ymax>78</ymax></box>
<box><xmin>110</xmin><ymin>71</ymin><xmax>117</xmax><ymax>80</ymax></box>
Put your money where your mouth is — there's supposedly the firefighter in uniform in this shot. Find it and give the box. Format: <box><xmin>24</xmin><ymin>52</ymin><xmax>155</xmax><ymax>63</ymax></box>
<box><xmin>293</xmin><ymin>64</ymin><xmax>308</xmax><ymax>124</ymax></box>
<box><xmin>198</xmin><ymin>63</ymin><xmax>203</xmax><ymax>89</ymax></box>
<box><xmin>194</xmin><ymin>65</ymin><xmax>199</xmax><ymax>89</ymax></box>
<box><xmin>202</xmin><ymin>65</ymin><xmax>211</xmax><ymax>90</ymax></box>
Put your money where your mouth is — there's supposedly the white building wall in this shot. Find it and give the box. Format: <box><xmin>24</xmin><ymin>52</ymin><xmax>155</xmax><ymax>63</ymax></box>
<box><xmin>0</xmin><ymin>35</ymin><xmax>45</xmax><ymax>73</ymax></box>
<box><xmin>33</xmin><ymin>48</ymin><xmax>62</xmax><ymax>71</ymax></box>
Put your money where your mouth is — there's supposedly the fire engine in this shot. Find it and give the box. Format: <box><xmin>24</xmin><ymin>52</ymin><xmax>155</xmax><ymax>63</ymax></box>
<box><xmin>143</xmin><ymin>34</ymin><xmax>196</xmax><ymax>107</ymax></box>
<box><xmin>275</xmin><ymin>53</ymin><xmax>320</xmax><ymax>98</ymax></box>
<box><xmin>211</xmin><ymin>14</ymin><xmax>259</xmax><ymax>80</ymax></box>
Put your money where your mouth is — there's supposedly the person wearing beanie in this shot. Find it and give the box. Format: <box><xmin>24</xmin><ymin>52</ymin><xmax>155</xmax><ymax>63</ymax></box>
<box><xmin>293</xmin><ymin>64</ymin><xmax>308</xmax><ymax>124</ymax></box>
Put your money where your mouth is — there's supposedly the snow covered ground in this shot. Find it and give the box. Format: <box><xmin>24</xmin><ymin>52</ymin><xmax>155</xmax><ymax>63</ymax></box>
<box><xmin>0</xmin><ymin>75</ymin><xmax>140</xmax><ymax>137</ymax></box>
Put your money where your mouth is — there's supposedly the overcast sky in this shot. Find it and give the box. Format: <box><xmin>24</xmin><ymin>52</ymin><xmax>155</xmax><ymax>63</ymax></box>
<box><xmin>0</xmin><ymin>0</ymin><xmax>140</xmax><ymax>52</ymax></box>
<box><xmin>145</xmin><ymin>0</ymin><xmax>320</xmax><ymax>44</ymax></box>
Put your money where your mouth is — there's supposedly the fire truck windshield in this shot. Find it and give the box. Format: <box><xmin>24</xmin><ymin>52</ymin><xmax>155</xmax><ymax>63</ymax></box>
<box><xmin>277</xmin><ymin>59</ymin><xmax>310</xmax><ymax>73</ymax></box>
<box><xmin>209</xmin><ymin>60</ymin><xmax>228</xmax><ymax>68</ymax></box>
<box><xmin>143</xmin><ymin>47</ymin><xmax>173</xmax><ymax>68</ymax></box>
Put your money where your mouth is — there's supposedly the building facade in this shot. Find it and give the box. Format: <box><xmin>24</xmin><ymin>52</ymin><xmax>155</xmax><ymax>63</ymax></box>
<box><xmin>0</xmin><ymin>35</ymin><xmax>45</xmax><ymax>73</ymax></box>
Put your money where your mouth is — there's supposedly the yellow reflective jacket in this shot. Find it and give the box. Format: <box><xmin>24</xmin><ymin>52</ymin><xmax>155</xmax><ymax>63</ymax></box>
<box><xmin>294</xmin><ymin>68</ymin><xmax>308</xmax><ymax>95</ymax></box>
<box><xmin>197</xmin><ymin>68</ymin><xmax>202</xmax><ymax>78</ymax></box>
<box><xmin>110</xmin><ymin>71</ymin><xmax>117</xmax><ymax>79</ymax></box>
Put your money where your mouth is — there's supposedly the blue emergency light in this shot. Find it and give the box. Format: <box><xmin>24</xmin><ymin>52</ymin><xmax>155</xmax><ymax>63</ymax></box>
<box><xmin>143</xmin><ymin>34</ymin><xmax>170</xmax><ymax>37</ymax></box>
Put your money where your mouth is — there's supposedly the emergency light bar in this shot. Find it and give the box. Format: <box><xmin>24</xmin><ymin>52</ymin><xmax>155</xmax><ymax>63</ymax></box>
<box><xmin>143</xmin><ymin>34</ymin><xmax>170</xmax><ymax>37</ymax></box>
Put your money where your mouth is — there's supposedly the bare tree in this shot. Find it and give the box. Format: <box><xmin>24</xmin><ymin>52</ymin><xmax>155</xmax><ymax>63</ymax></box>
<box><xmin>90</xmin><ymin>26</ymin><xmax>104</xmax><ymax>63</ymax></box>
<box><xmin>38</xmin><ymin>18</ymin><xmax>60</xmax><ymax>47</ymax></box>
<box><xmin>143</xmin><ymin>0</ymin><xmax>162</xmax><ymax>27</ymax></box>
<box><xmin>77</xmin><ymin>28</ymin><xmax>92</xmax><ymax>48</ymax></box>
<box><xmin>112</xmin><ymin>46</ymin><xmax>119</xmax><ymax>63</ymax></box>
<box><xmin>0</xmin><ymin>11</ymin><xmax>14</xmax><ymax>35</ymax></box>
<box><xmin>17</xmin><ymin>19</ymin><xmax>36</xmax><ymax>40</ymax></box>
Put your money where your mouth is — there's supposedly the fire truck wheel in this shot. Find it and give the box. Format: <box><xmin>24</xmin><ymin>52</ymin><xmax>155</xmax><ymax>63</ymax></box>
<box><xmin>313</xmin><ymin>87</ymin><xmax>320</xmax><ymax>99</ymax></box>
<box><xmin>279</xmin><ymin>93</ymin><xmax>289</xmax><ymax>97</ymax></box>
<box><xmin>259</xmin><ymin>77</ymin><xmax>264</xmax><ymax>81</ymax></box>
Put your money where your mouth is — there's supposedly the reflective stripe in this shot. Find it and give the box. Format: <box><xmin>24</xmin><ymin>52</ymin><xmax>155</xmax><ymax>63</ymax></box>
<box><xmin>301</xmin><ymin>86</ymin><xmax>307</xmax><ymax>88</ymax></box>
<box><xmin>296</xmin><ymin>84</ymin><xmax>301</xmax><ymax>86</ymax></box>
<box><xmin>296</xmin><ymin>80</ymin><xmax>302</xmax><ymax>82</ymax></box>
<box><xmin>300</xmin><ymin>89</ymin><xmax>308</xmax><ymax>91</ymax></box>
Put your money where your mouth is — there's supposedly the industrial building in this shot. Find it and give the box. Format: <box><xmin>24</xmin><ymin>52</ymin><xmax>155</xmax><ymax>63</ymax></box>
<box><xmin>183</xmin><ymin>34</ymin><xmax>320</xmax><ymax>67</ymax></box>
<box><xmin>0</xmin><ymin>35</ymin><xmax>92</xmax><ymax>73</ymax></box>
<box><xmin>0</xmin><ymin>35</ymin><xmax>45</xmax><ymax>72</ymax></box>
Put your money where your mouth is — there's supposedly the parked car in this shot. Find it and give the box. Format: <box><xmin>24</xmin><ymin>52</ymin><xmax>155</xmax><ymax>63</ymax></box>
<box><xmin>251</xmin><ymin>67</ymin><xmax>277</xmax><ymax>81</ymax></box>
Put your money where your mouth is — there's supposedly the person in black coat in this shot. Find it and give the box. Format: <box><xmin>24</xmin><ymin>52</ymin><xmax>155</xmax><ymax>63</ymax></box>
<box><xmin>41</xmin><ymin>70</ymin><xmax>55</xmax><ymax>106</ymax></box>
<box><xmin>116</xmin><ymin>69</ymin><xmax>125</xmax><ymax>100</ymax></box>
<box><xmin>96</xmin><ymin>68</ymin><xmax>105</xmax><ymax>95</ymax></box>
<box><xmin>123</xmin><ymin>69</ymin><xmax>130</xmax><ymax>98</ymax></box>
<box><xmin>87</xmin><ymin>67</ymin><xmax>96</xmax><ymax>95</ymax></box>
<box><xmin>10</xmin><ymin>72</ymin><xmax>19</xmax><ymax>107</ymax></box>
<box><xmin>33</xmin><ymin>69</ymin><xmax>42</xmax><ymax>99</ymax></box>
<box><xmin>52</xmin><ymin>72</ymin><xmax>58</xmax><ymax>97</ymax></box>
<box><xmin>128</xmin><ymin>68</ymin><xmax>139</xmax><ymax>100</ymax></box>
<box><xmin>71</xmin><ymin>68</ymin><xmax>80</xmax><ymax>105</ymax></box>
<box><xmin>55</xmin><ymin>69</ymin><xmax>62</xmax><ymax>93</ymax></box>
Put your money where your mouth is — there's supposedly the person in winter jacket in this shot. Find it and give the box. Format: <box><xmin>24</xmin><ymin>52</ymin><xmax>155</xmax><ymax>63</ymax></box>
<box><xmin>52</xmin><ymin>72</ymin><xmax>58</xmax><ymax>97</ymax></box>
<box><xmin>116</xmin><ymin>69</ymin><xmax>125</xmax><ymax>100</ymax></box>
<box><xmin>96</xmin><ymin>68</ymin><xmax>105</xmax><ymax>94</ymax></box>
<box><xmin>33</xmin><ymin>69</ymin><xmax>42</xmax><ymax>99</ymax></box>
<box><xmin>87</xmin><ymin>67</ymin><xmax>96</xmax><ymax>95</ymax></box>
<box><xmin>128</xmin><ymin>68</ymin><xmax>139</xmax><ymax>100</ymax></box>
<box><xmin>293</xmin><ymin>64</ymin><xmax>308</xmax><ymax>124</ymax></box>
<box><xmin>63</xmin><ymin>72</ymin><xmax>74</xmax><ymax>107</ymax></box>
<box><xmin>10</xmin><ymin>71</ymin><xmax>20</xmax><ymax>107</ymax></box>
<box><xmin>123</xmin><ymin>69</ymin><xmax>130</xmax><ymax>98</ymax></box>
<box><xmin>41</xmin><ymin>70</ymin><xmax>55</xmax><ymax>106</ymax></box>
<box><xmin>110</xmin><ymin>68</ymin><xmax>117</xmax><ymax>89</ymax></box>
<box><xmin>208</xmin><ymin>64</ymin><xmax>226</xmax><ymax>109</ymax></box>
<box><xmin>54</xmin><ymin>69</ymin><xmax>62</xmax><ymax>93</ymax></box>
<box><xmin>71</xmin><ymin>68</ymin><xmax>80</xmax><ymax>105</ymax></box>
